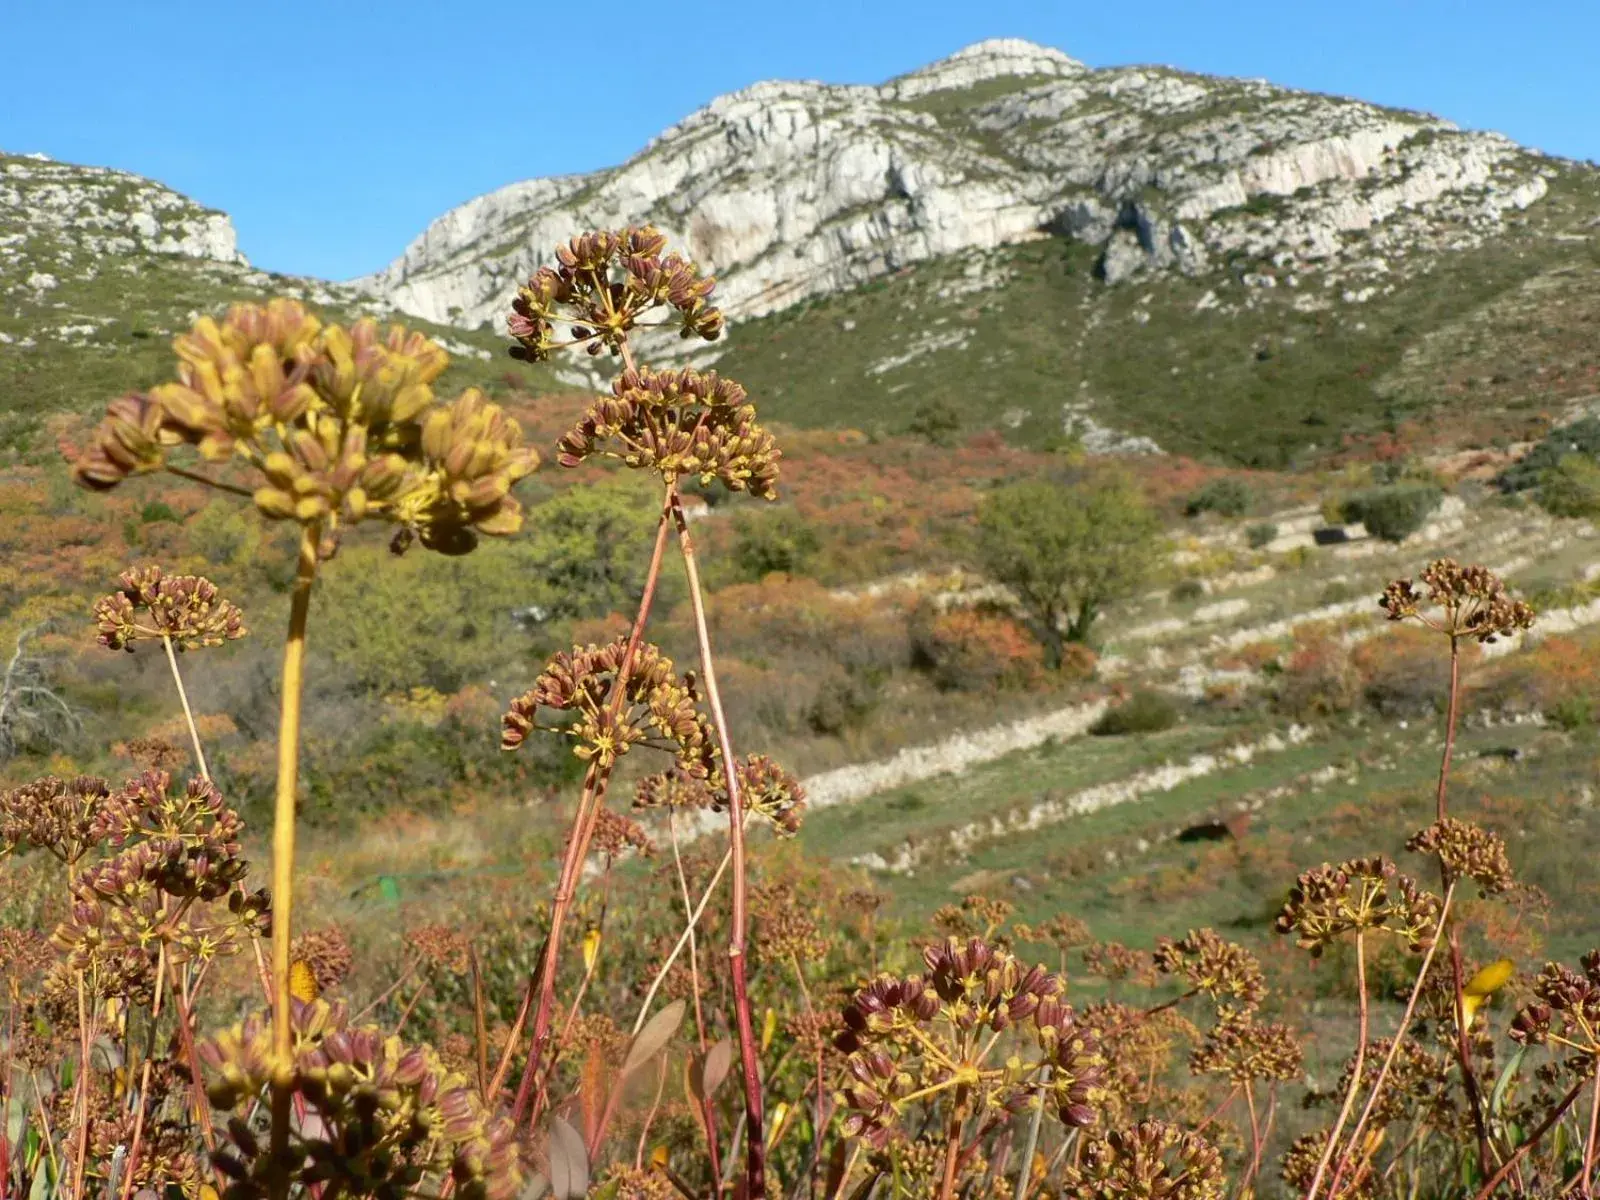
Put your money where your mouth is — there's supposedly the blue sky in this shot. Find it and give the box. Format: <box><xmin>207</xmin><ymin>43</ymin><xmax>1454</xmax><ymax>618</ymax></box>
<box><xmin>4</xmin><ymin>1</ymin><xmax>1595</xmax><ymax>281</ymax></box>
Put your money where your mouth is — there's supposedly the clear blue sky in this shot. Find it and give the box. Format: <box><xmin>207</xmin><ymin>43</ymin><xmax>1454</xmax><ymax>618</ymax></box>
<box><xmin>4</xmin><ymin>1</ymin><xmax>1595</xmax><ymax>282</ymax></box>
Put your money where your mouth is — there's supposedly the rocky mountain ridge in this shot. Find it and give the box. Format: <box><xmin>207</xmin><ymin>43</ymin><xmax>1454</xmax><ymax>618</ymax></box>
<box><xmin>357</xmin><ymin>38</ymin><xmax>1562</xmax><ymax>337</ymax></box>
<box><xmin>0</xmin><ymin>151</ymin><xmax>513</xmax><ymax>459</ymax></box>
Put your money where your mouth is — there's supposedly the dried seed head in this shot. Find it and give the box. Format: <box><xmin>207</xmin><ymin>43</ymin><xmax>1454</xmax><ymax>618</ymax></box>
<box><xmin>1407</xmin><ymin>817</ymin><xmax>1515</xmax><ymax>895</ymax></box>
<box><xmin>1274</xmin><ymin>857</ymin><xmax>1442</xmax><ymax>957</ymax></box>
<box><xmin>508</xmin><ymin>225</ymin><xmax>723</xmax><ymax>363</ymax></box>
<box><xmin>0</xmin><ymin>774</ymin><xmax>112</xmax><ymax>865</ymax></box>
<box><xmin>1189</xmin><ymin>1013</ymin><xmax>1303</xmax><ymax>1083</ymax></box>
<box><xmin>556</xmin><ymin>365</ymin><xmax>781</xmax><ymax>499</ymax></box>
<box><xmin>201</xmin><ymin>998</ymin><xmax>523</xmax><ymax>1199</ymax></box>
<box><xmin>74</xmin><ymin>302</ymin><xmax>538</xmax><ymax>561</ymax></box>
<box><xmin>1061</xmin><ymin>1121</ymin><xmax>1225</xmax><ymax>1200</ymax></box>
<box><xmin>290</xmin><ymin>926</ymin><xmax>354</xmax><ymax>994</ymax></box>
<box><xmin>1381</xmin><ymin>559</ymin><xmax>1535</xmax><ymax>643</ymax></box>
<box><xmin>1154</xmin><ymin>928</ymin><xmax>1267</xmax><ymax>1014</ymax></box>
<box><xmin>500</xmin><ymin>639</ymin><xmax>707</xmax><ymax>773</ymax></box>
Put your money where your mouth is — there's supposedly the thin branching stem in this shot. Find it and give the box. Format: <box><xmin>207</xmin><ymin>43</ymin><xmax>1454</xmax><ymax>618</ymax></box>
<box><xmin>1306</xmin><ymin>931</ymin><xmax>1370</xmax><ymax>1200</ymax></box>
<box><xmin>515</xmin><ymin>497</ymin><xmax>673</xmax><ymax>1129</ymax></box>
<box><xmin>1436</xmin><ymin>635</ymin><xmax>1461</xmax><ymax>821</ymax></box>
<box><xmin>160</xmin><ymin>633</ymin><xmax>210</xmax><ymax>779</ymax></box>
<box><xmin>1014</xmin><ymin>1066</ymin><xmax>1051</xmax><ymax>1200</ymax></box>
<box><xmin>1471</xmin><ymin>1078</ymin><xmax>1589</xmax><ymax>1200</ymax></box>
<box><xmin>1331</xmin><ymin>884</ymin><xmax>1457</xmax><ymax>1194</ymax></box>
<box><xmin>671</xmin><ymin>485</ymin><xmax>766</xmax><ymax>1195</ymax></box>
<box><xmin>670</xmin><ymin>812</ymin><xmax>724</xmax><ymax>1183</ymax></box>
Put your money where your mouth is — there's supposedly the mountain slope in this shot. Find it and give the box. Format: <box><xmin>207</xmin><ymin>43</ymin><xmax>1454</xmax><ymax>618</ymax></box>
<box><xmin>0</xmin><ymin>152</ymin><xmax>547</xmax><ymax>461</ymax></box>
<box><xmin>353</xmin><ymin>38</ymin><xmax>1600</xmax><ymax>465</ymax></box>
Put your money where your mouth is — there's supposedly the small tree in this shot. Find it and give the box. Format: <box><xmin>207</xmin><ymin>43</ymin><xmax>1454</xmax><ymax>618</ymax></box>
<box><xmin>976</xmin><ymin>474</ymin><xmax>1160</xmax><ymax>664</ymax></box>
<box><xmin>0</xmin><ymin>624</ymin><xmax>80</xmax><ymax>761</ymax></box>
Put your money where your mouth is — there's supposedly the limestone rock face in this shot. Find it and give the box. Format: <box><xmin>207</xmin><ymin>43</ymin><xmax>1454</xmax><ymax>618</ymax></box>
<box><xmin>0</xmin><ymin>152</ymin><xmax>245</xmax><ymax>267</ymax></box>
<box><xmin>356</xmin><ymin>38</ymin><xmax>1553</xmax><ymax>337</ymax></box>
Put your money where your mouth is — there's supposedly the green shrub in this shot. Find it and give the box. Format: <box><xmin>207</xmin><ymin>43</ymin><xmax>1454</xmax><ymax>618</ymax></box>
<box><xmin>1245</xmin><ymin>522</ymin><xmax>1278</xmax><ymax>549</ymax></box>
<box><xmin>1184</xmin><ymin>478</ymin><xmax>1252</xmax><ymax>518</ymax></box>
<box><xmin>1538</xmin><ymin>454</ymin><xmax>1600</xmax><ymax>518</ymax></box>
<box><xmin>1169</xmin><ymin>578</ymin><xmax>1205</xmax><ymax>602</ymax></box>
<box><xmin>1342</xmin><ymin>483</ymin><xmax>1443</xmax><ymax>543</ymax></box>
<box><xmin>1550</xmin><ymin>695</ymin><xmax>1594</xmax><ymax>732</ymax></box>
<box><xmin>805</xmin><ymin>668</ymin><xmax>881</xmax><ymax>735</ymax></box>
<box><xmin>1498</xmin><ymin>417</ymin><xmax>1600</xmax><ymax>492</ymax></box>
<box><xmin>1091</xmin><ymin>689</ymin><xmax>1179</xmax><ymax>736</ymax></box>
<box><xmin>908</xmin><ymin>399</ymin><xmax>961</xmax><ymax>447</ymax></box>
<box><xmin>731</xmin><ymin>505</ymin><xmax>820</xmax><ymax>580</ymax></box>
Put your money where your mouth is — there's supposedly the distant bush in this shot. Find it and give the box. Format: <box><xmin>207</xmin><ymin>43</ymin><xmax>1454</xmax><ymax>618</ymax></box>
<box><xmin>1352</xmin><ymin>625</ymin><xmax>1472</xmax><ymax>718</ymax></box>
<box><xmin>731</xmin><ymin>505</ymin><xmax>820</xmax><ymax>580</ymax></box>
<box><xmin>140</xmin><ymin>499</ymin><xmax>180</xmax><ymax>524</ymax></box>
<box><xmin>1342</xmin><ymin>483</ymin><xmax>1443</xmax><ymax>543</ymax></box>
<box><xmin>804</xmin><ymin>667</ymin><xmax>882</xmax><ymax>735</ymax></box>
<box><xmin>1275</xmin><ymin>633</ymin><xmax>1360</xmax><ymax>719</ymax></box>
<box><xmin>910</xmin><ymin>604</ymin><xmax>1044</xmax><ymax>692</ymax></box>
<box><xmin>1245</xmin><ymin>522</ymin><xmax>1278</xmax><ymax>549</ymax></box>
<box><xmin>1170</xmin><ymin>578</ymin><xmax>1206</xmax><ymax>602</ymax></box>
<box><xmin>1538</xmin><ymin>454</ymin><xmax>1600</xmax><ymax>518</ymax></box>
<box><xmin>1319</xmin><ymin>580</ymin><xmax>1357</xmax><ymax>605</ymax></box>
<box><xmin>908</xmin><ymin>399</ymin><xmax>961</xmax><ymax>447</ymax></box>
<box><xmin>1057</xmin><ymin>641</ymin><xmax>1099</xmax><ymax>681</ymax></box>
<box><xmin>1476</xmin><ymin>633</ymin><xmax>1600</xmax><ymax>726</ymax></box>
<box><xmin>1498</xmin><ymin>416</ymin><xmax>1600</xmax><ymax>493</ymax></box>
<box><xmin>1550</xmin><ymin>695</ymin><xmax>1594</xmax><ymax>732</ymax></box>
<box><xmin>1091</xmin><ymin>688</ymin><xmax>1179</xmax><ymax>735</ymax></box>
<box><xmin>1184</xmin><ymin>478</ymin><xmax>1252</xmax><ymax>518</ymax></box>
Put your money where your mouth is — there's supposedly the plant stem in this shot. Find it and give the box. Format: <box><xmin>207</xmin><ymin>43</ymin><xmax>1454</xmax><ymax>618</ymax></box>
<box><xmin>670</xmin><ymin>813</ymin><xmax>723</xmax><ymax>1185</ymax></box>
<box><xmin>1306</xmin><ymin>932</ymin><xmax>1370</xmax><ymax>1200</ymax></box>
<box><xmin>269</xmin><ymin>520</ymin><xmax>321</xmax><ymax>1198</ymax></box>
<box><xmin>514</xmin><ymin>500</ymin><xmax>673</xmax><ymax>1129</ymax></box>
<box><xmin>119</xmin><ymin>945</ymin><xmax>168</xmax><ymax>1200</ymax></box>
<box><xmin>1014</xmin><ymin>1067</ymin><xmax>1051</xmax><ymax>1200</ymax></box>
<box><xmin>936</xmin><ymin>1083</ymin><xmax>971</xmax><ymax>1200</ymax></box>
<box><xmin>671</xmin><ymin>487</ymin><xmax>766</xmax><ymax>1196</ymax></box>
<box><xmin>1242</xmin><ymin>1079</ymin><xmax>1265</xmax><ymax>1199</ymax></box>
<box><xmin>1436</xmin><ymin>635</ymin><xmax>1461</xmax><ymax>821</ymax></box>
<box><xmin>1331</xmin><ymin>884</ymin><xmax>1456</xmax><ymax>1195</ymax></box>
<box><xmin>1584</xmin><ymin>1061</ymin><xmax>1600</xmax><ymax>1198</ymax></box>
<box><xmin>161</xmin><ymin>634</ymin><xmax>211</xmax><ymax>780</ymax></box>
<box><xmin>1449</xmin><ymin>928</ymin><xmax>1494</xmax><ymax>1178</ymax></box>
<box><xmin>1470</xmin><ymin>1077</ymin><xmax>1588</xmax><ymax>1200</ymax></box>
<box><xmin>633</xmin><ymin>848</ymin><xmax>733</xmax><ymax>1034</ymax></box>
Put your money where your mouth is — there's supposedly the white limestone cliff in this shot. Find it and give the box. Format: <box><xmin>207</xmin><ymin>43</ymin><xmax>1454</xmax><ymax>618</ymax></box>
<box><xmin>355</xmin><ymin>39</ymin><xmax>1553</xmax><ymax>335</ymax></box>
<box><xmin>0</xmin><ymin>152</ymin><xmax>245</xmax><ymax>267</ymax></box>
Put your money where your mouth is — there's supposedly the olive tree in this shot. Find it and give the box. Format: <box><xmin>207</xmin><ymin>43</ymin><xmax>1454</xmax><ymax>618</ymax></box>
<box><xmin>976</xmin><ymin>474</ymin><xmax>1160</xmax><ymax>665</ymax></box>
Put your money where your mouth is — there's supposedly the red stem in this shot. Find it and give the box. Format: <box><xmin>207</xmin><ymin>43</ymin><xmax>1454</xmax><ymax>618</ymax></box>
<box><xmin>1449</xmin><ymin>928</ymin><xmax>1493</xmax><ymax>1178</ymax></box>
<box><xmin>671</xmin><ymin>488</ymin><xmax>766</xmax><ymax>1196</ymax></box>
<box><xmin>511</xmin><ymin>502</ymin><xmax>673</xmax><ymax>1128</ymax></box>
<box><xmin>1436</xmin><ymin>636</ymin><xmax>1460</xmax><ymax>821</ymax></box>
<box><xmin>1471</xmin><ymin>1077</ymin><xmax>1588</xmax><ymax>1200</ymax></box>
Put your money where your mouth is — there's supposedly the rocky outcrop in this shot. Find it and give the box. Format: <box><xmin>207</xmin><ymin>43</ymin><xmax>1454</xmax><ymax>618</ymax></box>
<box><xmin>0</xmin><ymin>152</ymin><xmax>245</xmax><ymax>267</ymax></box>
<box><xmin>356</xmin><ymin>38</ymin><xmax>1554</xmax><ymax>337</ymax></box>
